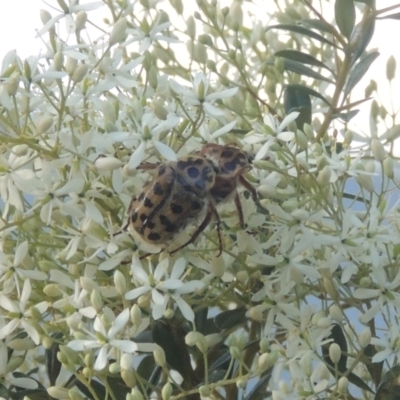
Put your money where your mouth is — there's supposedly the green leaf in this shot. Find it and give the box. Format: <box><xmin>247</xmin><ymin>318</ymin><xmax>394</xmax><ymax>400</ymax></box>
<box><xmin>245</xmin><ymin>370</ymin><xmax>273</xmax><ymax>400</ymax></box>
<box><xmin>279</xmin><ymin>59</ymin><xmax>335</xmax><ymax>84</ymax></box>
<box><xmin>152</xmin><ymin>320</ymin><xmax>190</xmax><ymax>378</ymax></box>
<box><xmin>275</xmin><ymin>50</ymin><xmax>335</xmax><ymax>75</ymax></box>
<box><xmin>332</xmin><ymin>109</ymin><xmax>359</xmax><ymax>122</ymax></box>
<box><xmin>45</xmin><ymin>332</ymin><xmax>62</xmax><ymax>386</ymax></box>
<box><xmin>194</xmin><ymin>307</ymin><xmax>208</xmax><ymax>334</ymax></box>
<box><xmin>283</xmin><ymin>84</ymin><xmax>332</xmax><ymax>107</ymax></box>
<box><xmin>284</xmin><ymin>86</ymin><xmax>312</xmax><ymax>129</ymax></box>
<box><xmin>343</xmin><ymin>51</ymin><xmax>379</xmax><ymax>99</ymax></box>
<box><xmin>265</xmin><ymin>24</ymin><xmax>339</xmax><ymax>48</ymax></box>
<box><xmin>214</xmin><ymin>308</ymin><xmax>247</xmax><ymax>330</ymax></box>
<box><xmin>335</xmin><ymin>0</ymin><xmax>356</xmax><ymax>40</ymax></box>
<box><xmin>349</xmin><ymin>13</ymin><xmax>375</xmax><ymax>65</ymax></box>
<box><xmin>322</xmin><ymin>324</ymin><xmax>347</xmax><ymax>373</ymax></box>
<box><xmin>379</xmin><ymin>12</ymin><xmax>400</xmax><ymax>20</ymax></box>
<box><xmin>300</xmin><ymin>19</ymin><xmax>337</xmax><ymax>35</ymax></box>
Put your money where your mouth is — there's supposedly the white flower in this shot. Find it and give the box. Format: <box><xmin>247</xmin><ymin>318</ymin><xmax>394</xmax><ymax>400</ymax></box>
<box><xmin>0</xmin><ymin>342</ymin><xmax>38</xmax><ymax>389</ymax></box>
<box><xmin>68</xmin><ymin>308</ymin><xmax>138</xmax><ymax>370</ymax></box>
<box><xmin>125</xmin><ymin>257</ymin><xmax>205</xmax><ymax>322</ymax></box>
<box><xmin>0</xmin><ymin>280</ymin><xmax>48</xmax><ymax>345</ymax></box>
<box><xmin>126</xmin><ymin>18</ymin><xmax>179</xmax><ymax>53</ymax></box>
<box><xmin>170</xmin><ymin>72</ymin><xmax>238</xmax><ymax>118</ymax></box>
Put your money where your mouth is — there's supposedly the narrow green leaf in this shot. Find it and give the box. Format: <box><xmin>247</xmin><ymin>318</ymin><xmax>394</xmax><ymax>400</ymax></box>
<box><xmin>279</xmin><ymin>59</ymin><xmax>335</xmax><ymax>84</ymax></box>
<box><xmin>378</xmin><ymin>12</ymin><xmax>400</xmax><ymax>20</ymax></box>
<box><xmin>300</xmin><ymin>19</ymin><xmax>337</xmax><ymax>35</ymax></box>
<box><xmin>344</xmin><ymin>51</ymin><xmax>379</xmax><ymax>99</ymax></box>
<box><xmin>265</xmin><ymin>24</ymin><xmax>339</xmax><ymax>48</ymax></box>
<box><xmin>349</xmin><ymin>14</ymin><xmax>375</xmax><ymax>65</ymax></box>
<box><xmin>214</xmin><ymin>308</ymin><xmax>247</xmax><ymax>330</ymax></box>
<box><xmin>275</xmin><ymin>50</ymin><xmax>335</xmax><ymax>75</ymax></box>
<box><xmin>332</xmin><ymin>109</ymin><xmax>359</xmax><ymax>122</ymax></box>
<box><xmin>347</xmin><ymin>371</ymin><xmax>375</xmax><ymax>394</ymax></box>
<box><xmin>335</xmin><ymin>0</ymin><xmax>356</xmax><ymax>40</ymax></box>
<box><xmin>245</xmin><ymin>369</ymin><xmax>273</xmax><ymax>400</ymax></box>
<box><xmin>284</xmin><ymin>84</ymin><xmax>332</xmax><ymax>107</ymax></box>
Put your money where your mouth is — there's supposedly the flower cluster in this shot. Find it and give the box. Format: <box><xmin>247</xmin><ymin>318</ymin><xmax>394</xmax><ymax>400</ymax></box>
<box><xmin>0</xmin><ymin>0</ymin><xmax>399</xmax><ymax>399</ymax></box>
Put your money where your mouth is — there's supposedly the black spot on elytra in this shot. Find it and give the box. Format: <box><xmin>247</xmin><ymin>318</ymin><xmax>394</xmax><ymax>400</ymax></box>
<box><xmin>158</xmin><ymin>165</ymin><xmax>166</xmax><ymax>176</ymax></box>
<box><xmin>221</xmin><ymin>149</ymin><xmax>234</xmax><ymax>158</ymax></box>
<box><xmin>159</xmin><ymin>215</ymin><xmax>171</xmax><ymax>226</ymax></box>
<box><xmin>153</xmin><ymin>182</ymin><xmax>163</xmax><ymax>195</ymax></box>
<box><xmin>148</xmin><ymin>232</ymin><xmax>161</xmax><ymax>241</ymax></box>
<box><xmin>140</xmin><ymin>214</ymin><xmax>147</xmax><ymax>222</ymax></box>
<box><xmin>144</xmin><ymin>197</ymin><xmax>153</xmax><ymax>208</ymax></box>
<box><xmin>146</xmin><ymin>221</ymin><xmax>155</xmax><ymax>229</ymax></box>
<box><xmin>165</xmin><ymin>224</ymin><xmax>177</xmax><ymax>232</ymax></box>
<box><xmin>138</xmin><ymin>192</ymin><xmax>145</xmax><ymax>201</ymax></box>
<box><xmin>187</xmin><ymin>167</ymin><xmax>200</xmax><ymax>178</ymax></box>
<box><xmin>170</xmin><ymin>203</ymin><xmax>183</xmax><ymax>214</ymax></box>
<box><xmin>131</xmin><ymin>211</ymin><xmax>138</xmax><ymax>223</ymax></box>
<box><xmin>224</xmin><ymin>159</ymin><xmax>239</xmax><ymax>171</ymax></box>
<box><xmin>191</xmin><ymin>201</ymin><xmax>201</xmax><ymax>210</ymax></box>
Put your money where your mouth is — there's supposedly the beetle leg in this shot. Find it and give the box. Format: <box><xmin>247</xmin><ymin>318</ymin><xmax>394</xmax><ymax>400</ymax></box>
<box><xmin>239</xmin><ymin>176</ymin><xmax>257</xmax><ymax>202</ymax></box>
<box><xmin>234</xmin><ymin>193</ymin><xmax>245</xmax><ymax>229</ymax></box>
<box><xmin>169</xmin><ymin>202</ymin><xmax>223</xmax><ymax>256</ymax></box>
<box><xmin>137</xmin><ymin>162</ymin><xmax>160</xmax><ymax>170</ymax></box>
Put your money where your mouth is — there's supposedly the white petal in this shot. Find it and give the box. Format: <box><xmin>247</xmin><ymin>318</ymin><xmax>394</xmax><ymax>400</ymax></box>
<box><xmin>128</xmin><ymin>142</ymin><xmax>146</xmax><ymax>169</ymax></box>
<box><xmin>175</xmin><ymin>297</ymin><xmax>194</xmax><ymax>322</ymax></box>
<box><xmin>108</xmin><ymin>308</ymin><xmax>130</xmax><ymax>338</ymax></box>
<box><xmin>14</xmin><ymin>241</ymin><xmax>28</xmax><ymax>266</ymax></box>
<box><xmin>0</xmin><ymin>319</ymin><xmax>19</xmax><ymax>339</ymax></box>
<box><xmin>20</xmin><ymin>279</ymin><xmax>32</xmax><ymax>307</ymax></box>
<box><xmin>206</xmin><ymin>87</ymin><xmax>238</xmax><ymax>101</ymax></box>
<box><xmin>277</xmin><ymin>130</ymin><xmax>295</xmax><ymax>141</ymax></box>
<box><xmin>0</xmin><ymin>295</ymin><xmax>18</xmax><ymax>312</ymax></box>
<box><xmin>154</xmin><ymin>141</ymin><xmax>177</xmax><ymax>161</ymax></box>
<box><xmin>125</xmin><ymin>286</ymin><xmax>150</xmax><ymax>300</ymax></box>
<box><xmin>278</xmin><ymin>111</ymin><xmax>300</xmax><ymax>131</ymax></box>
<box><xmin>68</xmin><ymin>340</ymin><xmax>100</xmax><ymax>351</ymax></box>
<box><xmin>211</xmin><ymin>120</ymin><xmax>237</xmax><ymax>140</ymax></box>
<box><xmin>94</xmin><ymin>345</ymin><xmax>109</xmax><ymax>370</ymax></box>
<box><xmin>110</xmin><ymin>339</ymin><xmax>138</xmax><ymax>353</ymax></box>
<box><xmin>203</xmin><ymin>102</ymin><xmax>225</xmax><ymax>117</ymax></box>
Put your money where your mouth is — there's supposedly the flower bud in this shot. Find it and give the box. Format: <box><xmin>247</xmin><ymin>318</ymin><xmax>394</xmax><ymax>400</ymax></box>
<box><xmin>153</xmin><ymin>345</ymin><xmax>166</xmax><ymax>367</ymax></box>
<box><xmin>329</xmin><ymin>343</ymin><xmax>341</xmax><ymax>364</ymax></box>
<box><xmin>129</xmin><ymin>388</ymin><xmax>144</xmax><ymax>400</ymax></box>
<box><xmin>65</xmin><ymin>57</ymin><xmax>77</xmax><ymax>76</ymax></box>
<box><xmin>47</xmin><ymin>386</ymin><xmax>70</xmax><ymax>399</ymax></box>
<box><xmin>317</xmin><ymin>165</ymin><xmax>331</xmax><ymax>186</ymax></box>
<box><xmin>75</xmin><ymin>11</ymin><xmax>87</xmax><ymax>31</ymax></box>
<box><xmin>40</xmin><ymin>9</ymin><xmax>52</xmax><ymax>26</ymax></box>
<box><xmin>37</xmin><ymin>115</ymin><xmax>54</xmax><ymax>134</ymax></box>
<box><xmin>185</xmin><ymin>331</ymin><xmax>200</xmax><ymax>346</ymax></box>
<box><xmin>114</xmin><ymin>270</ymin><xmax>126</xmax><ymax>296</ymax></box>
<box><xmin>338</xmin><ymin>376</ymin><xmax>349</xmax><ymax>393</ymax></box>
<box><xmin>386</xmin><ymin>55</ymin><xmax>396</xmax><ymax>81</ymax></box>
<box><xmin>71</xmin><ymin>64</ymin><xmax>88</xmax><ymax>83</ymax></box>
<box><xmin>110</xmin><ymin>18</ymin><xmax>127</xmax><ymax>46</ymax></box>
<box><xmin>199</xmin><ymin>385</ymin><xmax>210</xmax><ymax>397</ymax></box>
<box><xmin>69</xmin><ymin>388</ymin><xmax>85</xmax><ymax>400</ymax></box>
<box><xmin>371</xmin><ymin>139</ymin><xmax>386</xmax><ymax>162</ymax></box>
<box><xmin>186</xmin><ymin>16</ymin><xmax>196</xmax><ymax>39</ymax></box>
<box><xmin>54</xmin><ymin>51</ymin><xmax>64</xmax><ymax>71</ymax></box>
<box><xmin>329</xmin><ymin>305</ymin><xmax>343</xmax><ymax>322</ymax></box>
<box><xmin>91</xmin><ymin>290</ymin><xmax>103</xmax><ymax>312</ymax></box>
<box><xmin>383</xmin><ymin>156</ymin><xmax>394</xmax><ymax>179</ymax></box>
<box><xmin>162</xmin><ymin>383</ymin><xmax>172</xmax><ymax>400</ymax></box>
<box><xmin>258</xmin><ymin>351</ymin><xmax>278</xmax><ymax>371</ymax></box>
<box><xmin>359</xmin><ymin>327</ymin><xmax>371</xmax><ymax>348</ymax></box>
<box><xmin>121</xmin><ymin>369</ymin><xmax>136</xmax><ymax>387</ymax></box>
<box><xmin>247</xmin><ymin>305</ymin><xmax>265</xmax><ymax>322</ymax></box>
<box><xmin>344</xmin><ymin>130</ymin><xmax>353</xmax><ymax>146</ymax></box>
